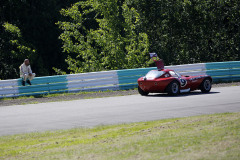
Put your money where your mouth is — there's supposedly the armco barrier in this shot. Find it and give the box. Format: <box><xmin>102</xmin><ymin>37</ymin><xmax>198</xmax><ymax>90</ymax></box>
<box><xmin>0</xmin><ymin>71</ymin><xmax>119</xmax><ymax>98</ymax></box>
<box><xmin>206</xmin><ymin>61</ymin><xmax>240</xmax><ymax>83</ymax></box>
<box><xmin>0</xmin><ymin>61</ymin><xmax>239</xmax><ymax>98</ymax></box>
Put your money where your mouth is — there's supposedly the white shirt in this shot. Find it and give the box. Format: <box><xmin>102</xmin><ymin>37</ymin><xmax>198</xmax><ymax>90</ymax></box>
<box><xmin>20</xmin><ymin>63</ymin><xmax>32</xmax><ymax>77</ymax></box>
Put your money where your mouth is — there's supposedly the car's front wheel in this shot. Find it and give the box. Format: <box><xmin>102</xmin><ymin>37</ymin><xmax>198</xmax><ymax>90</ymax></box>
<box><xmin>138</xmin><ymin>86</ymin><xmax>149</xmax><ymax>96</ymax></box>
<box><xmin>200</xmin><ymin>78</ymin><xmax>212</xmax><ymax>93</ymax></box>
<box><xmin>167</xmin><ymin>81</ymin><xmax>180</xmax><ymax>96</ymax></box>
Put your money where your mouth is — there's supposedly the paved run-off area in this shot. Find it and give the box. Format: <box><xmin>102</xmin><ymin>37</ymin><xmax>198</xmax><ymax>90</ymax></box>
<box><xmin>0</xmin><ymin>86</ymin><xmax>240</xmax><ymax>136</ymax></box>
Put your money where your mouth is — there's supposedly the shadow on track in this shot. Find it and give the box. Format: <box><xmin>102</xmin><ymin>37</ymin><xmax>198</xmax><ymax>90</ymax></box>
<box><xmin>146</xmin><ymin>91</ymin><xmax>220</xmax><ymax>97</ymax></box>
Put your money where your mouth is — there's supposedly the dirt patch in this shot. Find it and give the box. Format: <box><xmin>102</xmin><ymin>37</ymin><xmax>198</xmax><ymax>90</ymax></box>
<box><xmin>0</xmin><ymin>82</ymin><xmax>239</xmax><ymax>107</ymax></box>
<box><xmin>211</xmin><ymin>82</ymin><xmax>240</xmax><ymax>88</ymax></box>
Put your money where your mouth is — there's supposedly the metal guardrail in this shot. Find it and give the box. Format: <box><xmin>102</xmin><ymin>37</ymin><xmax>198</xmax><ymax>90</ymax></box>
<box><xmin>0</xmin><ymin>61</ymin><xmax>239</xmax><ymax>98</ymax></box>
<box><xmin>205</xmin><ymin>61</ymin><xmax>240</xmax><ymax>83</ymax></box>
<box><xmin>0</xmin><ymin>71</ymin><xmax>119</xmax><ymax>98</ymax></box>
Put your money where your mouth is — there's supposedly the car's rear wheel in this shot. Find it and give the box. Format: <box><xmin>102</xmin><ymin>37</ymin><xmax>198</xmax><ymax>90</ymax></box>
<box><xmin>167</xmin><ymin>81</ymin><xmax>180</xmax><ymax>96</ymax></box>
<box><xmin>138</xmin><ymin>86</ymin><xmax>149</xmax><ymax>96</ymax></box>
<box><xmin>200</xmin><ymin>78</ymin><xmax>212</xmax><ymax>93</ymax></box>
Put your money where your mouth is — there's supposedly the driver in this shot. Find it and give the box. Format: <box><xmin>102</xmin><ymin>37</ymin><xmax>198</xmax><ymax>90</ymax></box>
<box><xmin>149</xmin><ymin>53</ymin><xmax>164</xmax><ymax>70</ymax></box>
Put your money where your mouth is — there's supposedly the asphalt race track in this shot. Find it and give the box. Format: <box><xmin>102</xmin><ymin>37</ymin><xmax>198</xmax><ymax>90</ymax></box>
<box><xmin>0</xmin><ymin>86</ymin><xmax>240</xmax><ymax>136</ymax></box>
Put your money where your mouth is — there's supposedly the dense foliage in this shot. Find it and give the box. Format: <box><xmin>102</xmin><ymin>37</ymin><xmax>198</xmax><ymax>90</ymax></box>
<box><xmin>0</xmin><ymin>0</ymin><xmax>239</xmax><ymax>79</ymax></box>
<box><xmin>56</xmin><ymin>0</ymin><xmax>149</xmax><ymax>74</ymax></box>
<box><xmin>0</xmin><ymin>0</ymin><xmax>78</xmax><ymax>79</ymax></box>
<box><xmin>134</xmin><ymin>0</ymin><xmax>240</xmax><ymax>65</ymax></box>
<box><xmin>0</xmin><ymin>22</ymin><xmax>35</xmax><ymax>79</ymax></box>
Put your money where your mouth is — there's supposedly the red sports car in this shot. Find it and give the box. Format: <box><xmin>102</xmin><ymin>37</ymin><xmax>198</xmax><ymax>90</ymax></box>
<box><xmin>137</xmin><ymin>53</ymin><xmax>212</xmax><ymax>96</ymax></box>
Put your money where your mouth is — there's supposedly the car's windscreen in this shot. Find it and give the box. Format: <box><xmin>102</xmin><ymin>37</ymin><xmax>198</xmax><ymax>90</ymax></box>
<box><xmin>145</xmin><ymin>70</ymin><xmax>165</xmax><ymax>79</ymax></box>
<box><xmin>169</xmin><ymin>71</ymin><xmax>181</xmax><ymax>77</ymax></box>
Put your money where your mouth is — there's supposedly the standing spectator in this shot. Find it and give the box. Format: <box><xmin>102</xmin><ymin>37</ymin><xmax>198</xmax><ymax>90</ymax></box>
<box><xmin>20</xmin><ymin>59</ymin><xmax>36</xmax><ymax>86</ymax></box>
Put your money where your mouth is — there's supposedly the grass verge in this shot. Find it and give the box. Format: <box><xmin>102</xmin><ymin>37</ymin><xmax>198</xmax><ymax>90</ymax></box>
<box><xmin>0</xmin><ymin>89</ymin><xmax>138</xmax><ymax>106</ymax></box>
<box><xmin>0</xmin><ymin>112</ymin><xmax>239</xmax><ymax>160</ymax></box>
<box><xmin>1</xmin><ymin>89</ymin><xmax>116</xmax><ymax>101</ymax></box>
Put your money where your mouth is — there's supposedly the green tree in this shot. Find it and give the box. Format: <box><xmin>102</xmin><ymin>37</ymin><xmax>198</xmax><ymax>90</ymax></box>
<box><xmin>0</xmin><ymin>0</ymin><xmax>79</xmax><ymax>78</ymax></box>
<box><xmin>0</xmin><ymin>22</ymin><xmax>35</xmax><ymax>79</ymax></box>
<box><xmin>132</xmin><ymin>0</ymin><xmax>240</xmax><ymax>65</ymax></box>
<box><xmin>56</xmin><ymin>0</ymin><xmax>149</xmax><ymax>74</ymax></box>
